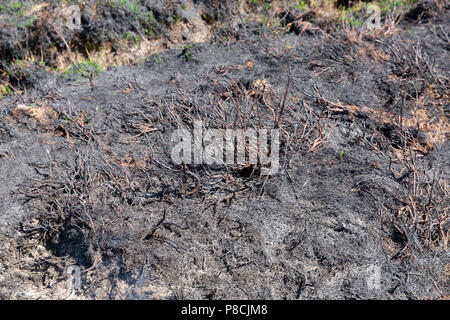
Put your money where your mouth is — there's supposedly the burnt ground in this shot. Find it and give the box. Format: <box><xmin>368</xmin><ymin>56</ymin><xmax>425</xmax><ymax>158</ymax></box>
<box><xmin>0</xmin><ymin>1</ymin><xmax>449</xmax><ymax>299</ymax></box>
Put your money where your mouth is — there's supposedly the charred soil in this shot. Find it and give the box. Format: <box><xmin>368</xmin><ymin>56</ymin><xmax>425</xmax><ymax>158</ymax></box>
<box><xmin>0</xmin><ymin>0</ymin><xmax>449</xmax><ymax>299</ymax></box>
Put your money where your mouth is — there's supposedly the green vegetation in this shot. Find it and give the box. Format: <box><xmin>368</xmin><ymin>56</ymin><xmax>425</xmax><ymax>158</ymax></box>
<box><xmin>336</xmin><ymin>0</ymin><xmax>418</xmax><ymax>29</ymax></box>
<box><xmin>249</xmin><ymin>0</ymin><xmax>274</xmax><ymax>10</ymax></box>
<box><xmin>146</xmin><ymin>10</ymin><xmax>154</xmax><ymax>22</ymax></box>
<box><xmin>0</xmin><ymin>84</ymin><xmax>11</xmax><ymax>99</ymax></box>
<box><xmin>145</xmin><ymin>26</ymin><xmax>154</xmax><ymax>36</ymax></box>
<box><xmin>65</xmin><ymin>59</ymin><xmax>103</xmax><ymax>78</ymax></box>
<box><xmin>0</xmin><ymin>1</ymin><xmax>27</xmax><ymax>17</ymax></box>
<box><xmin>118</xmin><ymin>0</ymin><xmax>140</xmax><ymax>17</ymax></box>
<box><xmin>292</xmin><ymin>0</ymin><xmax>307</xmax><ymax>10</ymax></box>
<box><xmin>378</xmin><ymin>0</ymin><xmax>417</xmax><ymax>14</ymax></box>
<box><xmin>180</xmin><ymin>44</ymin><xmax>197</xmax><ymax>63</ymax></box>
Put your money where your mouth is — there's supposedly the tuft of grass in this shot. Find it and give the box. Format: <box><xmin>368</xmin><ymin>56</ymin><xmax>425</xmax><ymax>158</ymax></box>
<box><xmin>65</xmin><ymin>59</ymin><xmax>103</xmax><ymax>78</ymax></box>
<box><xmin>180</xmin><ymin>44</ymin><xmax>198</xmax><ymax>63</ymax></box>
<box><xmin>293</xmin><ymin>0</ymin><xmax>307</xmax><ymax>10</ymax></box>
<box><xmin>0</xmin><ymin>84</ymin><xmax>11</xmax><ymax>99</ymax></box>
<box><xmin>0</xmin><ymin>1</ymin><xmax>27</xmax><ymax>17</ymax></box>
<box><xmin>118</xmin><ymin>0</ymin><xmax>140</xmax><ymax>18</ymax></box>
<box><xmin>336</xmin><ymin>0</ymin><xmax>417</xmax><ymax>29</ymax></box>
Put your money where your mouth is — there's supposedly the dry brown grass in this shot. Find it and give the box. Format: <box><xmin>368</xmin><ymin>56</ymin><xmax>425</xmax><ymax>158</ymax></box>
<box><xmin>11</xmin><ymin>104</ymin><xmax>57</xmax><ymax>125</ymax></box>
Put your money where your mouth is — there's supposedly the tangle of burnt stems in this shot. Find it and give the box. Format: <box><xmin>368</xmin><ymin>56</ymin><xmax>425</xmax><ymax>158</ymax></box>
<box><xmin>16</xmin><ymin>85</ymin><xmax>447</xmax><ymax>269</ymax></box>
<box><xmin>5</xmin><ymin>15</ymin><xmax>447</xmax><ymax>297</ymax></box>
<box><xmin>309</xmin><ymin>36</ymin><xmax>449</xmax><ymax>252</ymax></box>
<box><xmin>12</xmin><ymin>69</ymin><xmax>335</xmax><ymax>282</ymax></box>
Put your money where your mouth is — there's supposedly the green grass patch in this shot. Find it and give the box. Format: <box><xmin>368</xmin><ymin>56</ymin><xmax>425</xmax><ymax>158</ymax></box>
<box><xmin>64</xmin><ymin>59</ymin><xmax>103</xmax><ymax>78</ymax></box>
